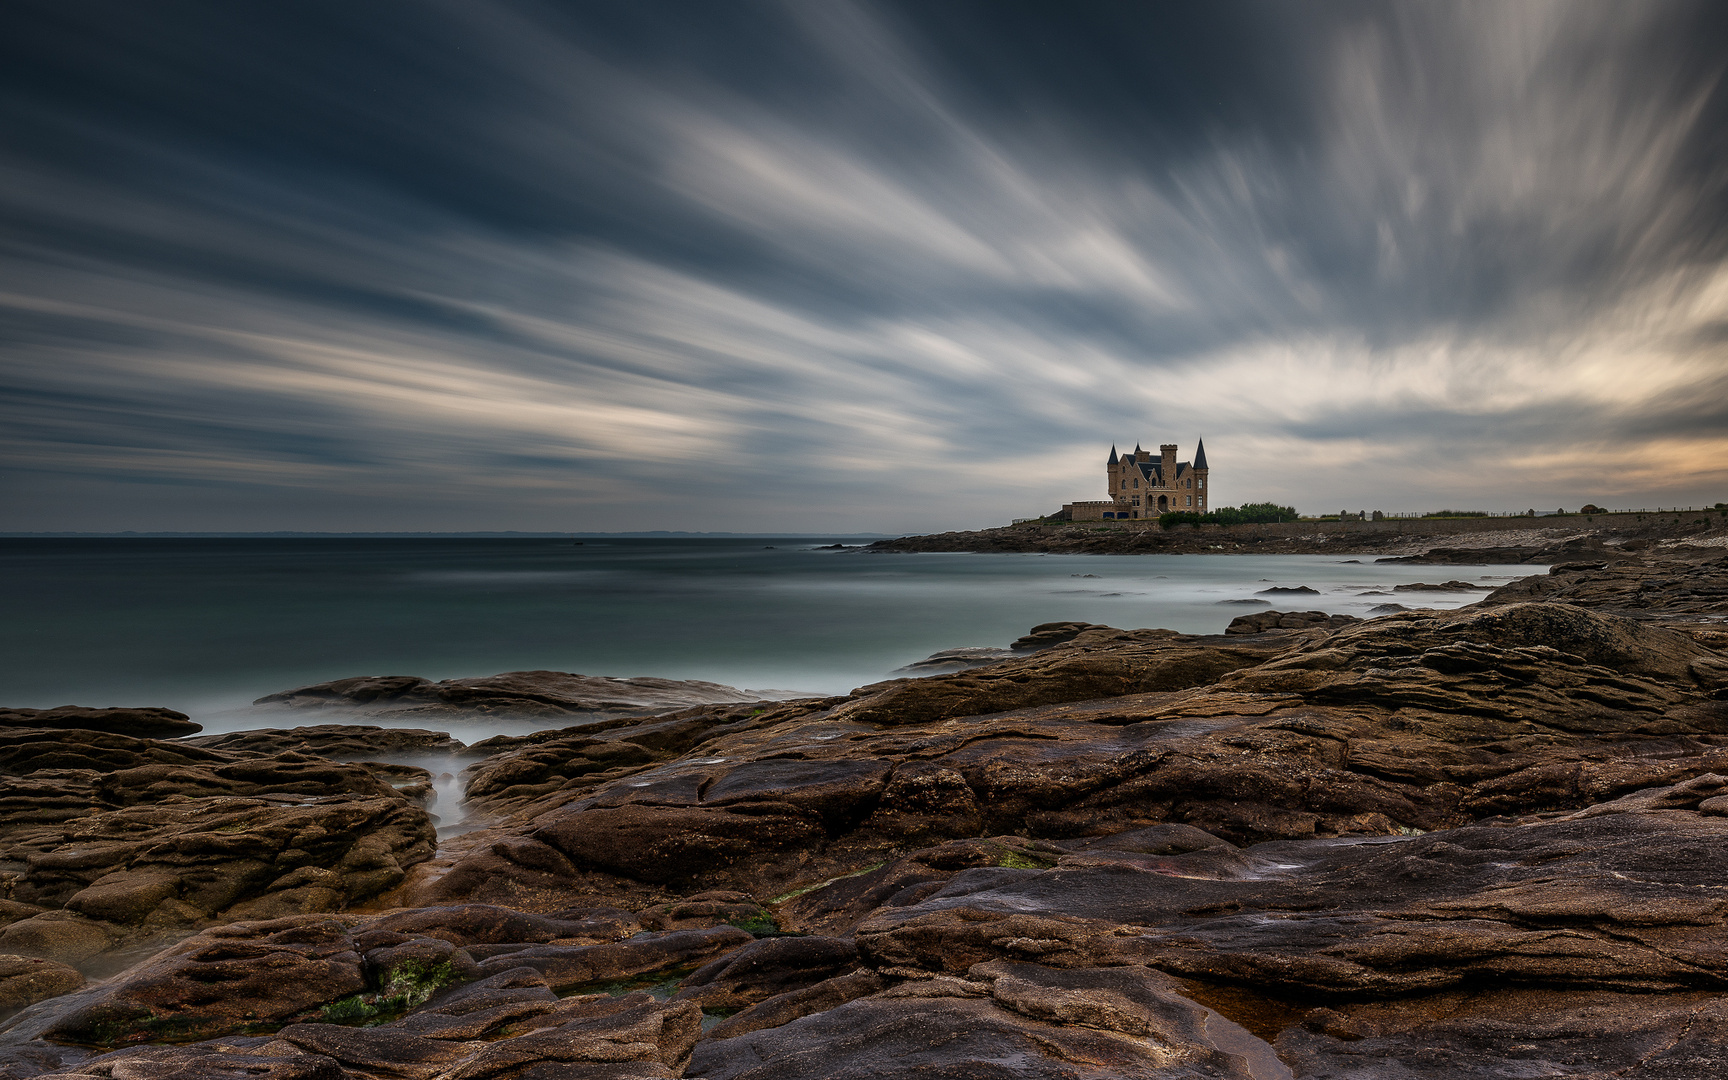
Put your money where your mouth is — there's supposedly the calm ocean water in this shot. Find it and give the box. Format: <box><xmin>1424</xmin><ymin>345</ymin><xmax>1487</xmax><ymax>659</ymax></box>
<box><xmin>0</xmin><ymin>537</ymin><xmax>1534</xmax><ymax>739</ymax></box>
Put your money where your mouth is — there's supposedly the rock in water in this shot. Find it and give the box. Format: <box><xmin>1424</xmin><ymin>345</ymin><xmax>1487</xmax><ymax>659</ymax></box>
<box><xmin>255</xmin><ymin>670</ymin><xmax>793</xmax><ymax>718</ymax></box>
<box><xmin>1393</xmin><ymin>579</ymin><xmax>1495</xmax><ymax>591</ymax></box>
<box><xmin>891</xmin><ymin>647</ymin><xmax>1016</xmax><ymax>674</ymax></box>
<box><xmin>0</xmin><ymin>706</ymin><xmax>199</xmax><ymax>738</ymax></box>
<box><xmin>184</xmin><ymin>724</ymin><xmax>464</xmax><ymax>756</ymax></box>
<box><xmin>1225</xmin><ymin>609</ymin><xmax>1361</xmax><ymax>634</ymax></box>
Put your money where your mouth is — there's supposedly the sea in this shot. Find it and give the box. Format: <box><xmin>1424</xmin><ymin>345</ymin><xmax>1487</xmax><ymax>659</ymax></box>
<box><xmin>2</xmin><ymin>536</ymin><xmax>1535</xmax><ymax>738</ymax></box>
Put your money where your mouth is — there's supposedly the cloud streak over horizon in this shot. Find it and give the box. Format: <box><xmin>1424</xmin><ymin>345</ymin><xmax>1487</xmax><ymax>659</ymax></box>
<box><xmin>3</xmin><ymin>0</ymin><xmax>1726</xmax><ymax>531</ymax></box>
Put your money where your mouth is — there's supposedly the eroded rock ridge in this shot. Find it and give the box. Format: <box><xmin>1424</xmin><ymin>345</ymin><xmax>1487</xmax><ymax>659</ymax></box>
<box><xmin>2</xmin><ymin>550</ymin><xmax>1727</xmax><ymax>1077</ymax></box>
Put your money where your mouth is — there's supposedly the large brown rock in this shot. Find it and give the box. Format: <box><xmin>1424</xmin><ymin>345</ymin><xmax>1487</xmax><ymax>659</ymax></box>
<box><xmin>0</xmin><ymin>955</ymin><xmax>83</xmax><ymax>1017</ymax></box>
<box><xmin>687</xmin><ymin>961</ymin><xmax>1275</xmax><ymax>1080</ymax></box>
<box><xmin>672</xmin><ymin>935</ymin><xmax>859</xmax><ymax>1012</ymax></box>
<box><xmin>468</xmin><ymin>926</ymin><xmax>753</xmax><ymax>991</ymax></box>
<box><xmin>423</xmin><ymin>594</ymin><xmax>1728</xmax><ymax>907</ymax></box>
<box><xmin>1481</xmin><ymin>551</ymin><xmax>1728</xmax><ymax>617</ymax></box>
<box><xmin>17</xmin><ymin>898</ymin><xmax>740</xmax><ymax>1058</ymax></box>
<box><xmin>1272</xmin><ymin>986</ymin><xmax>1728</xmax><ymax>1078</ymax></box>
<box><xmin>854</xmin><ymin>803</ymin><xmax>1728</xmax><ymax>997</ymax></box>
<box><xmin>1224</xmin><ymin>609</ymin><xmax>1361</xmax><ymax>634</ymax></box>
<box><xmin>0</xmin><ymin>728</ymin><xmax>230</xmax><ymax>778</ymax></box>
<box><xmin>183</xmin><ymin>724</ymin><xmax>465</xmax><ymax>757</ymax></box>
<box><xmin>43</xmin><ymin>916</ymin><xmax>370</xmax><ymax>1046</ymax></box>
<box><xmin>0</xmin><ymin>707</ymin><xmax>199</xmax><ymax>739</ymax></box>
<box><xmin>0</xmin><ymin>794</ymin><xmax>435</xmax><ymax>962</ymax></box>
<box><xmin>255</xmin><ymin>671</ymin><xmax>782</xmax><ymax>718</ymax></box>
<box><xmin>91</xmin><ymin>753</ymin><xmax>403</xmax><ymax>805</ymax></box>
<box><xmin>827</xmin><ymin>627</ymin><xmax>1300</xmax><ymax>727</ymax></box>
<box><xmin>47</xmin><ymin>1043</ymin><xmax>346</xmax><ymax>1078</ymax></box>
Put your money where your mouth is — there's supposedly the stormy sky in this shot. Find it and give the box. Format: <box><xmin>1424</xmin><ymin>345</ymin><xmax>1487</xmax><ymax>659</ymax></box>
<box><xmin>3</xmin><ymin>1</ymin><xmax>1726</xmax><ymax>532</ymax></box>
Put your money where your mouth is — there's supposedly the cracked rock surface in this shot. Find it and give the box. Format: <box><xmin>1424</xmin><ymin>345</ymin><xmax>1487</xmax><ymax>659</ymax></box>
<box><xmin>1</xmin><ymin>550</ymin><xmax>1726</xmax><ymax>1078</ymax></box>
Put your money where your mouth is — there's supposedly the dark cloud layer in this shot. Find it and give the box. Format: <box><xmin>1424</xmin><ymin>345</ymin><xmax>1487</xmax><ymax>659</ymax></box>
<box><xmin>2</xmin><ymin>0</ymin><xmax>1725</xmax><ymax>531</ymax></box>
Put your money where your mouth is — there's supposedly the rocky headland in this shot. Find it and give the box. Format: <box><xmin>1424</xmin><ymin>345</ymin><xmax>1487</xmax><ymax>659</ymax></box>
<box><xmin>869</xmin><ymin>507</ymin><xmax>1728</xmax><ymax>560</ymax></box>
<box><xmin>1</xmin><ymin>547</ymin><xmax>1727</xmax><ymax>1077</ymax></box>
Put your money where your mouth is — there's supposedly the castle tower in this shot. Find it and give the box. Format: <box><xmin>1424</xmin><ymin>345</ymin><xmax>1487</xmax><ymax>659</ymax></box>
<box><xmin>1193</xmin><ymin>437</ymin><xmax>1209</xmax><ymax>513</ymax></box>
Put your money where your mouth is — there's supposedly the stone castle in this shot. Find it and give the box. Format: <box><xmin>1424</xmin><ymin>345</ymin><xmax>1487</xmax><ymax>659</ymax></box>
<box><xmin>1062</xmin><ymin>439</ymin><xmax>1209</xmax><ymax>521</ymax></box>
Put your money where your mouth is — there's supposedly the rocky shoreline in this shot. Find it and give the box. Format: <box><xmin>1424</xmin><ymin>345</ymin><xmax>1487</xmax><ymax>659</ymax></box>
<box><xmin>1</xmin><ymin>546</ymin><xmax>1727</xmax><ymax>1077</ymax></box>
<box><xmin>867</xmin><ymin>508</ymin><xmax>1728</xmax><ymax>559</ymax></box>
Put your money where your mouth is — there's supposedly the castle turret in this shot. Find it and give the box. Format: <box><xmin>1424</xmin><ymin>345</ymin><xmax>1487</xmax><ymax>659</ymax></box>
<box><xmin>1160</xmin><ymin>444</ymin><xmax>1177</xmax><ymax>482</ymax></box>
<box><xmin>1193</xmin><ymin>437</ymin><xmax>1209</xmax><ymax>512</ymax></box>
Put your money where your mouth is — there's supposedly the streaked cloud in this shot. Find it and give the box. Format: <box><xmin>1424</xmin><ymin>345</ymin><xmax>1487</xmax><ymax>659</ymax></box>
<box><xmin>1</xmin><ymin>0</ymin><xmax>1724</xmax><ymax>531</ymax></box>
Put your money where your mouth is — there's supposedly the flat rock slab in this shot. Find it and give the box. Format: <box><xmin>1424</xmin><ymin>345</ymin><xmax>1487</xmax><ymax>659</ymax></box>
<box><xmin>184</xmin><ymin>725</ymin><xmax>466</xmax><ymax>757</ymax></box>
<box><xmin>855</xmin><ymin>805</ymin><xmax>1728</xmax><ymax>997</ymax></box>
<box><xmin>0</xmin><ymin>708</ymin><xmax>200</xmax><ymax>739</ymax></box>
<box><xmin>690</xmin><ymin>961</ymin><xmax>1279</xmax><ymax>1080</ymax></box>
<box><xmin>256</xmin><ymin>671</ymin><xmax>781</xmax><ymax>718</ymax></box>
<box><xmin>0</xmin><ymin>794</ymin><xmax>435</xmax><ymax>967</ymax></box>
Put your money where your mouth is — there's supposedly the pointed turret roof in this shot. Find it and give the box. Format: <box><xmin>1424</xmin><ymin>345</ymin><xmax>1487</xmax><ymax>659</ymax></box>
<box><xmin>1108</xmin><ymin>445</ymin><xmax>1118</xmax><ymax>465</ymax></box>
<box><xmin>1193</xmin><ymin>437</ymin><xmax>1208</xmax><ymax>471</ymax></box>
<box><xmin>1134</xmin><ymin>443</ymin><xmax>1144</xmax><ymax>456</ymax></box>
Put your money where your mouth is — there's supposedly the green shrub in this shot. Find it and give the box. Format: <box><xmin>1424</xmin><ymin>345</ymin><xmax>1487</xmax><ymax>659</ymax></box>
<box><xmin>1159</xmin><ymin>502</ymin><xmax>1299</xmax><ymax>529</ymax></box>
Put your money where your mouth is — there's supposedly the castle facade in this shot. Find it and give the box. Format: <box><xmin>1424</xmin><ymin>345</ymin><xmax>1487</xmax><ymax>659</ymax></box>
<box><xmin>1062</xmin><ymin>439</ymin><xmax>1209</xmax><ymax>521</ymax></box>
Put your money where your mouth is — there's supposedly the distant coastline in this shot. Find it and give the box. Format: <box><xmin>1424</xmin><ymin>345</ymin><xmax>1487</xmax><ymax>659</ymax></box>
<box><xmin>868</xmin><ymin>507</ymin><xmax>1728</xmax><ymax>558</ymax></box>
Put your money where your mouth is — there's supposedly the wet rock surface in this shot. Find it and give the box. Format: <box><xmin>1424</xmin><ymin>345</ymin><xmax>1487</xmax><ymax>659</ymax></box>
<box><xmin>185</xmin><ymin>726</ymin><xmax>465</xmax><ymax>758</ymax></box>
<box><xmin>1224</xmin><ymin>610</ymin><xmax>1361</xmax><ymax>635</ymax></box>
<box><xmin>255</xmin><ymin>672</ymin><xmax>784</xmax><ymax>719</ymax></box>
<box><xmin>0</xmin><ymin>728</ymin><xmax>438</xmax><ymax>980</ymax></box>
<box><xmin>1482</xmin><ymin>551</ymin><xmax>1728</xmax><ymax>619</ymax></box>
<box><xmin>0</xmin><ymin>709</ymin><xmax>199</xmax><ymax>740</ymax></box>
<box><xmin>1</xmin><ymin>551</ymin><xmax>1726</xmax><ymax>1077</ymax></box>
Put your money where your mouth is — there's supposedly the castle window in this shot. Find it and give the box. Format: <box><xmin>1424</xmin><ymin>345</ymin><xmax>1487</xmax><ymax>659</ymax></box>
<box><xmin>1132</xmin><ymin>479</ymin><xmax>1138</xmax><ymax>488</ymax></box>
<box><xmin>1185</xmin><ymin>496</ymin><xmax>1192</xmax><ymax>506</ymax></box>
